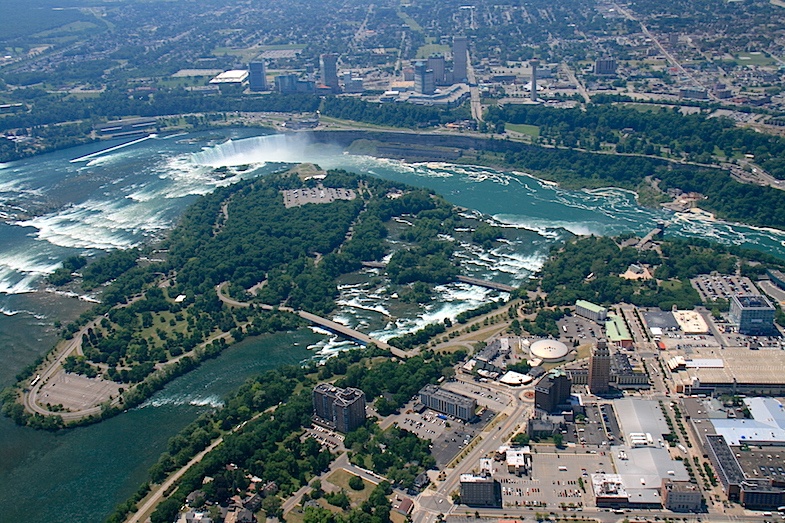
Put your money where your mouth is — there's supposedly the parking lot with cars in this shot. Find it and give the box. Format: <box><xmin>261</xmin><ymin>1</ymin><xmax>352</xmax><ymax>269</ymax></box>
<box><xmin>489</xmin><ymin>450</ymin><xmax>608</xmax><ymax>510</ymax></box>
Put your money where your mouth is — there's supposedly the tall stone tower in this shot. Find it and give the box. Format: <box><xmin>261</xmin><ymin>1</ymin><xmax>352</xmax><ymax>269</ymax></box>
<box><xmin>588</xmin><ymin>339</ymin><xmax>611</xmax><ymax>395</ymax></box>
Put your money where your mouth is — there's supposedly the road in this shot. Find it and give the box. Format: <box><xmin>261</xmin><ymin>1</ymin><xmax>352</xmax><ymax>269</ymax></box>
<box><xmin>466</xmin><ymin>51</ymin><xmax>483</xmax><ymax>123</ymax></box>
<box><xmin>414</xmin><ymin>386</ymin><xmax>534</xmax><ymax>523</ymax></box>
<box><xmin>561</xmin><ymin>62</ymin><xmax>590</xmax><ymax>103</ymax></box>
<box><xmin>612</xmin><ymin>2</ymin><xmax>711</xmax><ymax>98</ymax></box>
<box><xmin>126</xmin><ymin>407</ymin><xmax>277</xmax><ymax>523</ymax></box>
<box><xmin>22</xmin><ymin>317</ymin><xmax>108</xmax><ymax>421</ymax></box>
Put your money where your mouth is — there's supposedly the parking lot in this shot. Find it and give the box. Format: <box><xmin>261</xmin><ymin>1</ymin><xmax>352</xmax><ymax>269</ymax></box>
<box><xmin>691</xmin><ymin>274</ymin><xmax>758</xmax><ymax>302</ymax></box>
<box><xmin>305</xmin><ymin>425</ymin><xmax>345</xmax><ymax>451</ymax></box>
<box><xmin>490</xmin><ymin>450</ymin><xmax>609</xmax><ymax>510</ymax></box>
<box><xmin>441</xmin><ymin>380</ymin><xmax>511</xmax><ymax>412</ymax></box>
<box><xmin>558</xmin><ymin>316</ymin><xmax>601</xmax><ymax>346</ymax></box>
<box><xmin>389</xmin><ymin>406</ymin><xmax>494</xmax><ymax>467</ymax></box>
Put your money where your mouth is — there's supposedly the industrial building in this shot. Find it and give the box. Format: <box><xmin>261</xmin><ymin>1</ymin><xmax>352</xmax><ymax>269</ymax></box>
<box><xmin>313</xmin><ymin>384</ymin><xmax>367</xmax><ymax>433</ymax></box>
<box><xmin>459</xmin><ymin>474</ymin><xmax>501</xmax><ymax>507</ymax></box>
<box><xmin>729</xmin><ymin>294</ymin><xmax>776</xmax><ymax>335</ymax></box>
<box><xmin>419</xmin><ymin>384</ymin><xmax>477</xmax><ymax>421</ymax></box>
<box><xmin>576</xmin><ymin>300</ymin><xmax>608</xmax><ymax>322</ymax></box>
<box><xmin>705</xmin><ymin>434</ymin><xmax>785</xmax><ymax>509</ymax></box>
<box><xmin>667</xmin><ymin>348</ymin><xmax>785</xmax><ymax>396</ymax></box>
<box><xmin>534</xmin><ymin>369</ymin><xmax>572</xmax><ymax>413</ymax></box>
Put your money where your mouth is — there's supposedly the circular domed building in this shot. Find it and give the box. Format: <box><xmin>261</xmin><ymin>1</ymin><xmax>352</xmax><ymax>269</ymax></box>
<box><xmin>529</xmin><ymin>339</ymin><xmax>571</xmax><ymax>363</ymax></box>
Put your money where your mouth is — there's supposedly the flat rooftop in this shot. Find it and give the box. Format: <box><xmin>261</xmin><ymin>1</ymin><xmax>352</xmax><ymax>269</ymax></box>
<box><xmin>669</xmin><ymin>347</ymin><xmax>785</xmax><ymax>387</ymax></box>
<box><xmin>733</xmin><ymin>294</ymin><xmax>775</xmax><ymax>310</ymax></box>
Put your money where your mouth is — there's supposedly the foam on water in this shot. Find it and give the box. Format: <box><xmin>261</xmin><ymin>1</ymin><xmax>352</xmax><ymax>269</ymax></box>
<box><xmin>137</xmin><ymin>393</ymin><xmax>224</xmax><ymax>409</ymax></box>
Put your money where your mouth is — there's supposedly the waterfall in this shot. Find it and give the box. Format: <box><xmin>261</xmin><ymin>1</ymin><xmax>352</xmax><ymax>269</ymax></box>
<box><xmin>191</xmin><ymin>134</ymin><xmax>314</xmax><ymax>167</ymax></box>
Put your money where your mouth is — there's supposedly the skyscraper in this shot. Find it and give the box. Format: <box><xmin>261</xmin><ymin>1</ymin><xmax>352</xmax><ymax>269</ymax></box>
<box><xmin>320</xmin><ymin>53</ymin><xmax>340</xmax><ymax>93</ymax></box>
<box><xmin>249</xmin><ymin>61</ymin><xmax>267</xmax><ymax>92</ymax></box>
<box><xmin>588</xmin><ymin>339</ymin><xmax>611</xmax><ymax>395</ymax></box>
<box><xmin>414</xmin><ymin>61</ymin><xmax>435</xmax><ymax>95</ymax></box>
<box><xmin>529</xmin><ymin>59</ymin><xmax>539</xmax><ymax>101</ymax></box>
<box><xmin>427</xmin><ymin>54</ymin><xmax>446</xmax><ymax>85</ymax></box>
<box><xmin>452</xmin><ymin>36</ymin><xmax>468</xmax><ymax>83</ymax></box>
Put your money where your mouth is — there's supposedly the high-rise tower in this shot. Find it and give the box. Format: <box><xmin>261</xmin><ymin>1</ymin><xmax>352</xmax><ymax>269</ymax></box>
<box><xmin>529</xmin><ymin>59</ymin><xmax>539</xmax><ymax>101</ymax></box>
<box><xmin>588</xmin><ymin>339</ymin><xmax>611</xmax><ymax>395</ymax></box>
<box><xmin>453</xmin><ymin>36</ymin><xmax>468</xmax><ymax>83</ymax></box>
<box><xmin>414</xmin><ymin>61</ymin><xmax>435</xmax><ymax>95</ymax></box>
<box><xmin>320</xmin><ymin>53</ymin><xmax>340</xmax><ymax>93</ymax></box>
<box><xmin>248</xmin><ymin>61</ymin><xmax>267</xmax><ymax>92</ymax></box>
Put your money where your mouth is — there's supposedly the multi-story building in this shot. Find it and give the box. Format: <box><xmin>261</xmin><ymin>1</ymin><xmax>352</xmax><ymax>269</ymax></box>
<box><xmin>729</xmin><ymin>294</ymin><xmax>776</xmax><ymax>335</ymax></box>
<box><xmin>313</xmin><ymin>383</ymin><xmax>367</xmax><ymax>433</ymax></box>
<box><xmin>576</xmin><ymin>300</ymin><xmax>608</xmax><ymax>322</ymax></box>
<box><xmin>459</xmin><ymin>474</ymin><xmax>500</xmax><ymax>506</ymax></box>
<box><xmin>452</xmin><ymin>36</ymin><xmax>468</xmax><ymax>83</ymax></box>
<box><xmin>588</xmin><ymin>339</ymin><xmax>612</xmax><ymax>395</ymax></box>
<box><xmin>419</xmin><ymin>384</ymin><xmax>476</xmax><ymax>421</ymax></box>
<box><xmin>534</xmin><ymin>369</ymin><xmax>572</xmax><ymax>413</ymax></box>
<box><xmin>594</xmin><ymin>57</ymin><xmax>617</xmax><ymax>75</ymax></box>
<box><xmin>274</xmin><ymin>74</ymin><xmax>315</xmax><ymax>94</ymax></box>
<box><xmin>427</xmin><ymin>54</ymin><xmax>447</xmax><ymax>85</ymax></box>
<box><xmin>661</xmin><ymin>479</ymin><xmax>702</xmax><ymax>512</ymax></box>
<box><xmin>414</xmin><ymin>61</ymin><xmax>435</xmax><ymax>95</ymax></box>
<box><xmin>320</xmin><ymin>53</ymin><xmax>340</xmax><ymax>93</ymax></box>
<box><xmin>248</xmin><ymin>61</ymin><xmax>267</xmax><ymax>91</ymax></box>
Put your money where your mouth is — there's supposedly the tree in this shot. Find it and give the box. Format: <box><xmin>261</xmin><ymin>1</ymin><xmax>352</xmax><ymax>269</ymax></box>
<box><xmin>348</xmin><ymin>474</ymin><xmax>365</xmax><ymax>491</ymax></box>
<box><xmin>553</xmin><ymin>433</ymin><xmax>564</xmax><ymax>448</ymax></box>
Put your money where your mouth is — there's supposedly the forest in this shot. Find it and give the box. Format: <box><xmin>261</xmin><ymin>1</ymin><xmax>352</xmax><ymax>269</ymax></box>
<box><xmin>4</xmin><ymin>167</ymin><xmax>498</xmax><ymax>429</ymax></box>
<box><xmin>106</xmin><ymin>347</ymin><xmax>455</xmax><ymax>523</ymax></box>
<box><xmin>485</xmin><ymin>103</ymin><xmax>785</xmax><ymax>176</ymax></box>
<box><xmin>535</xmin><ymin>235</ymin><xmax>785</xmax><ymax>311</ymax></box>
<box><xmin>320</xmin><ymin>97</ymin><xmax>470</xmax><ymax>129</ymax></box>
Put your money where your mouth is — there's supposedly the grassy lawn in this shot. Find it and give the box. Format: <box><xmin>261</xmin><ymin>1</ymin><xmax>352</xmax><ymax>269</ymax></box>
<box><xmin>416</xmin><ymin>44</ymin><xmax>449</xmax><ymax>59</ymax></box>
<box><xmin>260</xmin><ymin>44</ymin><xmax>306</xmax><ymax>51</ymax></box>
<box><xmin>734</xmin><ymin>52</ymin><xmax>776</xmax><ymax>66</ymax></box>
<box><xmin>319</xmin><ymin>115</ymin><xmax>402</xmax><ymax>131</ymax></box>
<box><xmin>620</xmin><ymin>102</ymin><xmax>667</xmax><ymax>114</ymax></box>
<box><xmin>397</xmin><ymin>11</ymin><xmax>423</xmax><ymax>32</ymax></box>
<box><xmin>661</xmin><ymin>279</ymin><xmax>683</xmax><ymax>291</ymax></box>
<box><xmin>324</xmin><ymin>469</ymin><xmax>376</xmax><ymax>505</ymax></box>
<box><xmin>505</xmin><ymin>123</ymin><xmax>540</xmax><ymax>138</ymax></box>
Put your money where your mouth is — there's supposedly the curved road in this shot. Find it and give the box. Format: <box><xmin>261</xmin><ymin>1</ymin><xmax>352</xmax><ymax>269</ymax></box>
<box><xmin>22</xmin><ymin>318</ymin><xmax>110</xmax><ymax>421</ymax></box>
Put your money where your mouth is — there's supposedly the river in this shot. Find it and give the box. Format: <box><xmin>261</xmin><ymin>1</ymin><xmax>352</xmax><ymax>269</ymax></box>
<box><xmin>2</xmin><ymin>128</ymin><xmax>785</xmax><ymax>521</ymax></box>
